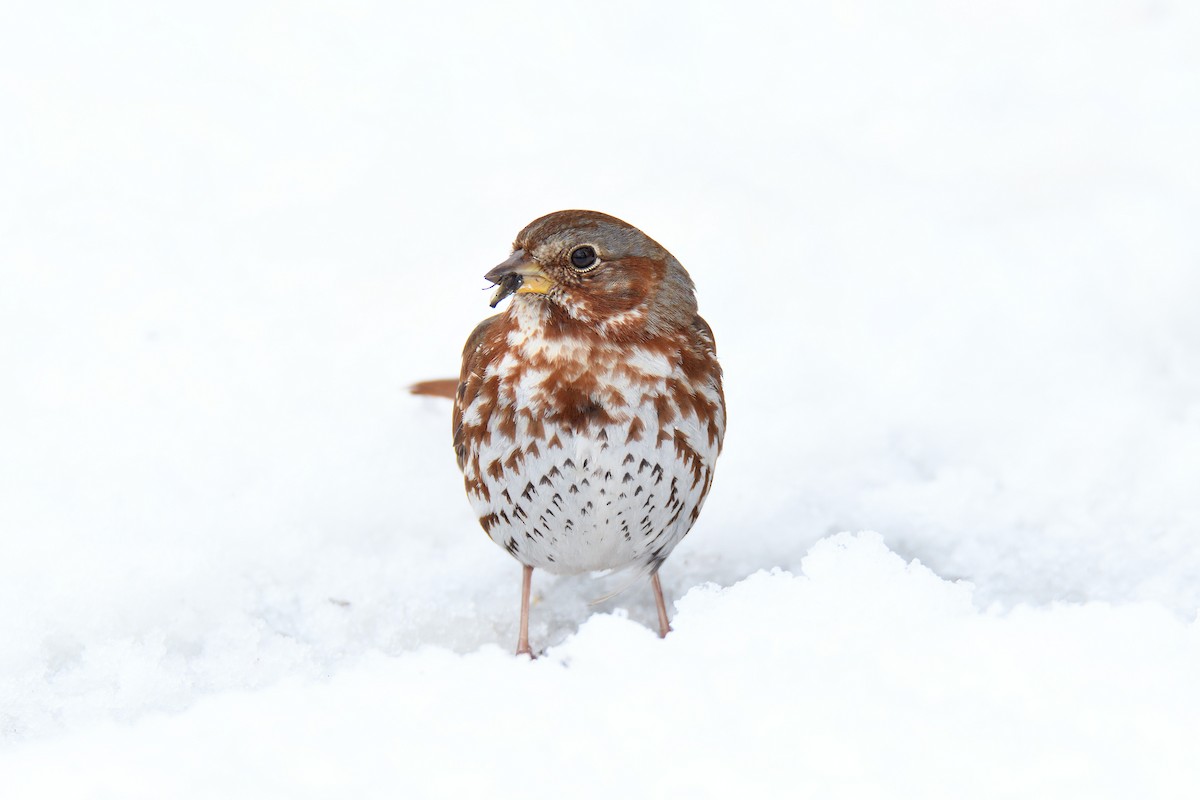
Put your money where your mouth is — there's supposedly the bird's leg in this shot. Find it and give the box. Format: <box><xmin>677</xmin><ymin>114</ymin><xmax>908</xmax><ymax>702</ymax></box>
<box><xmin>516</xmin><ymin>564</ymin><xmax>534</xmax><ymax>657</ymax></box>
<box><xmin>650</xmin><ymin>572</ymin><xmax>672</xmax><ymax>638</ymax></box>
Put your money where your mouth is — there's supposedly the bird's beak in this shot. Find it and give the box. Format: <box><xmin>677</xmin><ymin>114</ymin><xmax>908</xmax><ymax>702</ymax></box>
<box><xmin>483</xmin><ymin>249</ymin><xmax>554</xmax><ymax>308</ymax></box>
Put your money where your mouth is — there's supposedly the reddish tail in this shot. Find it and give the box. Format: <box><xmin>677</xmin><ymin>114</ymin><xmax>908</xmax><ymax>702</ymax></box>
<box><xmin>409</xmin><ymin>379</ymin><xmax>458</xmax><ymax>399</ymax></box>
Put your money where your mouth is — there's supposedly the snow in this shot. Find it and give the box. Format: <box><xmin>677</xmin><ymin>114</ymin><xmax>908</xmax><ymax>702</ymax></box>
<box><xmin>2</xmin><ymin>0</ymin><xmax>1199</xmax><ymax>796</ymax></box>
<box><xmin>6</xmin><ymin>534</ymin><xmax>1200</xmax><ymax>798</ymax></box>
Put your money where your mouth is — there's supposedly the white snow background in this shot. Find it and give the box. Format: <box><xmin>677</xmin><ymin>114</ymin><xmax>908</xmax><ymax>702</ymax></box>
<box><xmin>2</xmin><ymin>0</ymin><xmax>1199</xmax><ymax>797</ymax></box>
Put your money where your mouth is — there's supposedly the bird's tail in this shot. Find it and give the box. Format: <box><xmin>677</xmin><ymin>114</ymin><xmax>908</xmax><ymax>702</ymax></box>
<box><xmin>409</xmin><ymin>379</ymin><xmax>458</xmax><ymax>399</ymax></box>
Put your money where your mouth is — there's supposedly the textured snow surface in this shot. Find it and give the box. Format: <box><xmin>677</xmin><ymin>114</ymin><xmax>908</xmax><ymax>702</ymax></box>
<box><xmin>5</xmin><ymin>535</ymin><xmax>1200</xmax><ymax>799</ymax></box>
<box><xmin>3</xmin><ymin>0</ymin><xmax>1200</xmax><ymax>797</ymax></box>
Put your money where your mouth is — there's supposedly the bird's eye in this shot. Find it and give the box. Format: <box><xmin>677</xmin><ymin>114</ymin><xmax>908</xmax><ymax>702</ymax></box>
<box><xmin>569</xmin><ymin>245</ymin><xmax>599</xmax><ymax>271</ymax></box>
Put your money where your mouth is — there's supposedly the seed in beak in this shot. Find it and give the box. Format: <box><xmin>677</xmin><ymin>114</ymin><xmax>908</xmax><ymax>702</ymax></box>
<box><xmin>489</xmin><ymin>272</ymin><xmax>524</xmax><ymax>308</ymax></box>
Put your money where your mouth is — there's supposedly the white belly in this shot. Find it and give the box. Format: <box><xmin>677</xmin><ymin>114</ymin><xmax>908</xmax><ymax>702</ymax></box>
<box><xmin>465</xmin><ymin>400</ymin><xmax>717</xmax><ymax>575</ymax></box>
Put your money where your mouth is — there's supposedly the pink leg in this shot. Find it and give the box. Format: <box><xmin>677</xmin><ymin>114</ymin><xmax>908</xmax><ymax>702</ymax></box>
<box><xmin>516</xmin><ymin>564</ymin><xmax>534</xmax><ymax>657</ymax></box>
<box><xmin>651</xmin><ymin>572</ymin><xmax>672</xmax><ymax>638</ymax></box>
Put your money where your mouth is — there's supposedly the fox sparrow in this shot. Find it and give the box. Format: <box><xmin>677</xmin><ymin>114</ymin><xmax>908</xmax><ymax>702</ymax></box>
<box><xmin>453</xmin><ymin>210</ymin><xmax>725</xmax><ymax>655</ymax></box>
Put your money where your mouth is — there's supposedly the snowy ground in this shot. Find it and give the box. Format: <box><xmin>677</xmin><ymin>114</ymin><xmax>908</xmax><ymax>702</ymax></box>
<box><xmin>3</xmin><ymin>1</ymin><xmax>1199</xmax><ymax>797</ymax></box>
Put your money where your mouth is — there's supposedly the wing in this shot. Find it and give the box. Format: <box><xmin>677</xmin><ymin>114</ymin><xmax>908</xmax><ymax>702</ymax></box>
<box><xmin>692</xmin><ymin>314</ymin><xmax>719</xmax><ymax>356</ymax></box>
<box><xmin>452</xmin><ymin>314</ymin><xmax>504</xmax><ymax>471</ymax></box>
<box><xmin>690</xmin><ymin>314</ymin><xmax>726</xmax><ymax>453</ymax></box>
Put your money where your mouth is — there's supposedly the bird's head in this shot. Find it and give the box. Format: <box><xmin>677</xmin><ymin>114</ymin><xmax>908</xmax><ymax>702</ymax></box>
<box><xmin>484</xmin><ymin>210</ymin><xmax>698</xmax><ymax>339</ymax></box>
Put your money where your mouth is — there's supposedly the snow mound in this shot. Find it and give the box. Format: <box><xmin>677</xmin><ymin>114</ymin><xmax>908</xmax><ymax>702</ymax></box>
<box><xmin>3</xmin><ymin>533</ymin><xmax>1197</xmax><ymax>799</ymax></box>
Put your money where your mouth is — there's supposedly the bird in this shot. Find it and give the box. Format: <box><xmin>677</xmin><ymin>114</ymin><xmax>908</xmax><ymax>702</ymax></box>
<box><xmin>452</xmin><ymin>210</ymin><xmax>725</xmax><ymax>656</ymax></box>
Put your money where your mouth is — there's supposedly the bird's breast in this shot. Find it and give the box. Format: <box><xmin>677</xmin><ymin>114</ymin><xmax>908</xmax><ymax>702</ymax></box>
<box><xmin>459</xmin><ymin>331</ymin><xmax>721</xmax><ymax>575</ymax></box>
